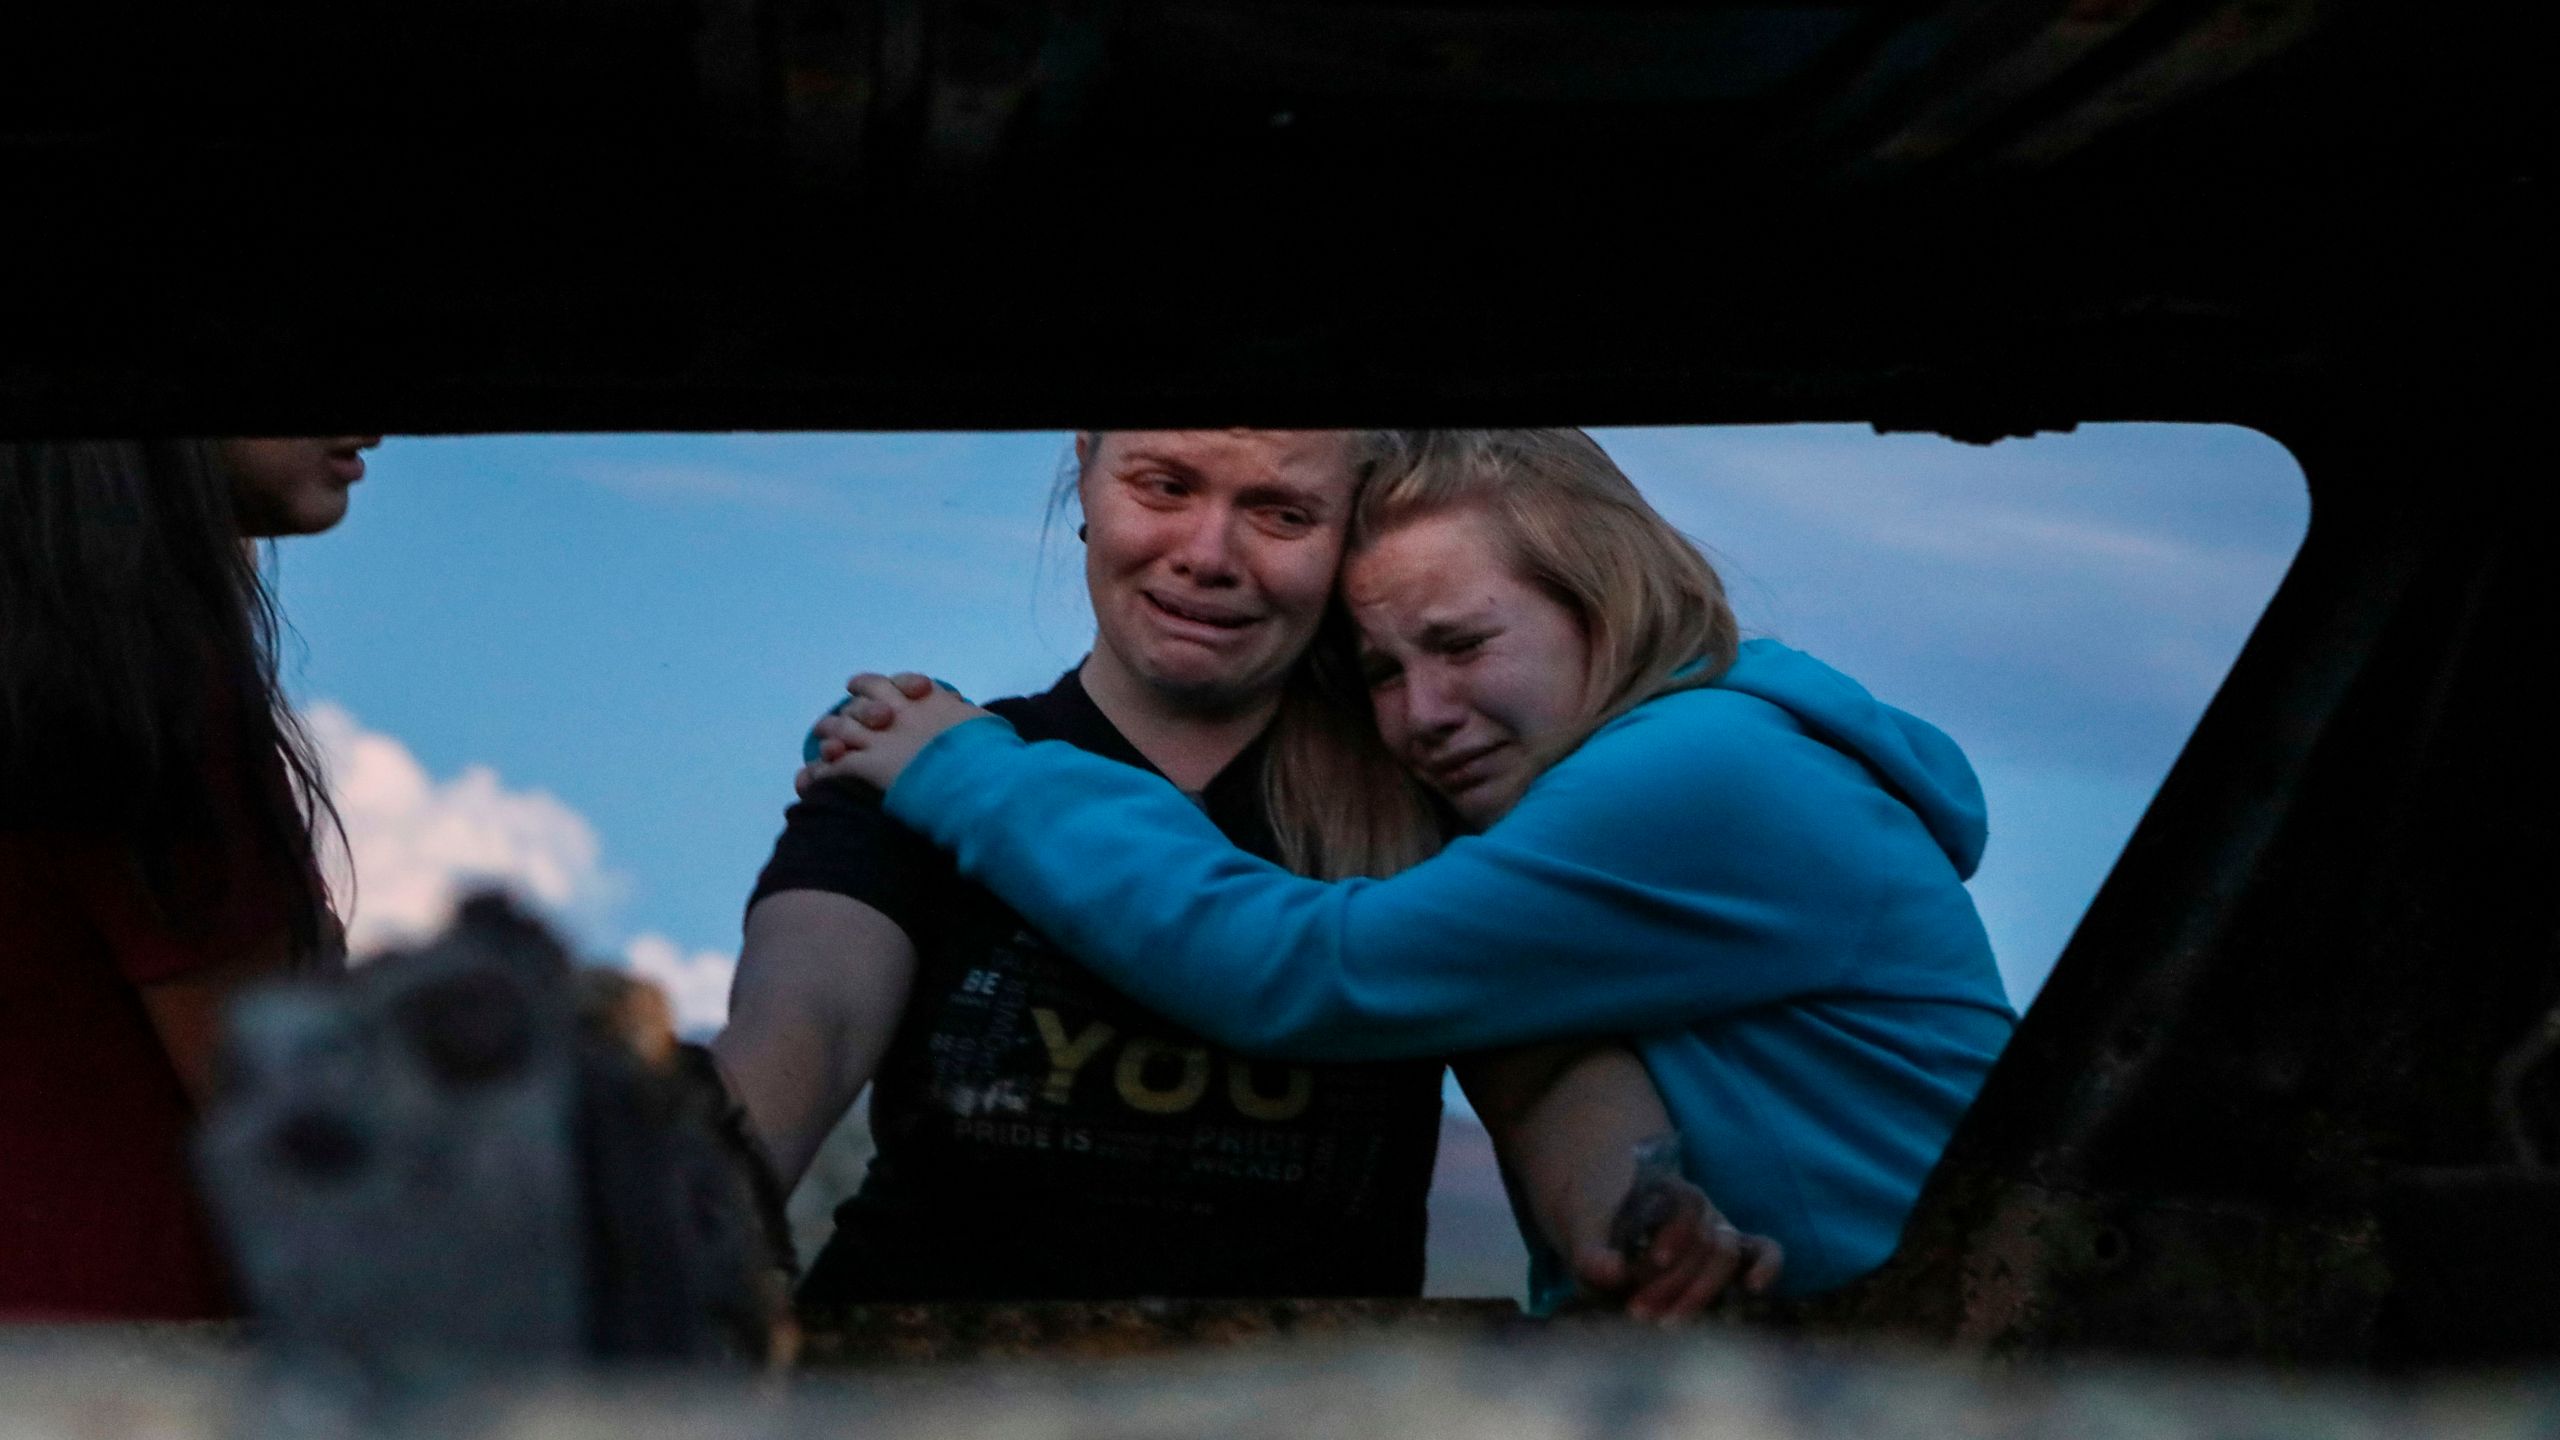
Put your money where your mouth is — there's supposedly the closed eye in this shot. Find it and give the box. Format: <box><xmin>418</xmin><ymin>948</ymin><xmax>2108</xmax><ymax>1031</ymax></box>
<box><xmin>1126</xmin><ymin>471</ymin><xmax>1190</xmax><ymax>504</ymax></box>
<box><xmin>1256</xmin><ymin>505</ymin><xmax>1317</xmax><ymax>536</ymax></box>
<box><xmin>1440</xmin><ymin>633</ymin><xmax>1490</xmax><ymax>659</ymax></box>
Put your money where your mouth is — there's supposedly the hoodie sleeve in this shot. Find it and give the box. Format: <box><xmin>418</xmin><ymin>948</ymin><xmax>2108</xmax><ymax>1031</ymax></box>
<box><xmin>882</xmin><ymin>695</ymin><xmax>1880</xmax><ymax>1062</ymax></box>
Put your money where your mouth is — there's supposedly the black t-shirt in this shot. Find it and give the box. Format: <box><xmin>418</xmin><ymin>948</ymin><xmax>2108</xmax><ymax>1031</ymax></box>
<box><xmin>752</xmin><ymin>668</ymin><xmax>1444</xmax><ymax>1303</ymax></box>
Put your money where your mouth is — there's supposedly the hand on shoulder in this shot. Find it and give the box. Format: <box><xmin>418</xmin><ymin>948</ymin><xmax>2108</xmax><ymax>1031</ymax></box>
<box><xmin>795</xmin><ymin>672</ymin><xmax>989</xmax><ymax>797</ymax></box>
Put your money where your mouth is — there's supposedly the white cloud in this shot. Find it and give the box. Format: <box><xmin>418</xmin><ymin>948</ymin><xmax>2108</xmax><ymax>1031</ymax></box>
<box><xmin>308</xmin><ymin>702</ymin><xmax>618</xmax><ymax>956</ymax></box>
<box><xmin>622</xmin><ymin>933</ymin><xmax>736</xmax><ymax>1038</ymax></box>
<box><xmin>312</xmin><ymin>696</ymin><xmax>742</xmax><ymax>1030</ymax></box>
<box><xmin>306</xmin><ymin>706</ymin><xmax>734</xmax><ymax>1035</ymax></box>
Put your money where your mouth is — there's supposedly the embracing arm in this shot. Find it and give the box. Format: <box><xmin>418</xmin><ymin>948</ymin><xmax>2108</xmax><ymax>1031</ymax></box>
<box><xmin>1461</xmin><ymin>1042</ymin><xmax>1781</xmax><ymax>1317</ymax></box>
<box><xmin>878</xmin><ymin>703</ymin><xmax>1854</xmax><ymax>1061</ymax></box>
<box><xmin>711</xmin><ymin>891</ymin><xmax>916</xmax><ymax>1190</ymax></box>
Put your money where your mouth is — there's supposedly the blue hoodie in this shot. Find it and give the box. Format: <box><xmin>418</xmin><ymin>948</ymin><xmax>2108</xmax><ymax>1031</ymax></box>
<box><xmin>882</xmin><ymin>640</ymin><xmax>2016</xmax><ymax>1297</ymax></box>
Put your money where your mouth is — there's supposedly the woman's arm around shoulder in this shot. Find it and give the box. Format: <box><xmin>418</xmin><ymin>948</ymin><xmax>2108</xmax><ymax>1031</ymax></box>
<box><xmin>877</xmin><ymin>686</ymin><xmax>1859</xmax><ymax>1061</ymax></box>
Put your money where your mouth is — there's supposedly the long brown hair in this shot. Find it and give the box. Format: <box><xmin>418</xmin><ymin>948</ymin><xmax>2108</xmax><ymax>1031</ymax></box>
<box><xmin>0</xmin><ymin>440</ymin><xmax>341</xmax><ymax>960</ymax></box>
<box><xmin>1264</xmin><ymin>428</ymin><xmax>1741</xmax><ymax>875</ymax></box>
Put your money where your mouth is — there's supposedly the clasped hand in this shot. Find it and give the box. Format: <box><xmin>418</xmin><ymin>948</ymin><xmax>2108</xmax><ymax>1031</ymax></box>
<box><xmin>794</xmin><ymin>672</ymin><xmax>989</xmax><ymax>797</ymax></box>
<box><xmin>1577</xmin><ymin>1171</ymin><xmax>1783</xmax><ymax>1321</ymax></box>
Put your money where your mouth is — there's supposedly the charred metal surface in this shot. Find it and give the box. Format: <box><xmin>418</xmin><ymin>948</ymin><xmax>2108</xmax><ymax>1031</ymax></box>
<box><xmin>11</xmin><ymin>1328</ymin><xmax>2560</xmax><ymax>1438</ymax></box>
<box><xmin>1774</xmin><ymin>419</ymin><xmax>2560</xmax><ymax>1365</ymax></box>
<box><xmin>7</xmin><ymin>0</ymin><xmax>2555</xmax><ymax>1373</ymax></box>
<box><xmin>2</xmin><ymin>1</ymin><xmax>2545</xmax><ymax>432</ymax></box>
<box><xmin>198</xmin><ymin>896</ymin><xmax>791</xmax><ymax>1386</ymax></box>
<box><xmin>796</xmin><ymin>1297</ymin><xmax>1521</xmax><ymax>1367</ymax></box>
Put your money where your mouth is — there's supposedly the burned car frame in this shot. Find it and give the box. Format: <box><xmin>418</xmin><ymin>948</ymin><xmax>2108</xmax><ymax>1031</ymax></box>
<box><xmin>4</xmin><ymin>0</ymin><xmax>2551</xmax><ymax>1371</ymax></box>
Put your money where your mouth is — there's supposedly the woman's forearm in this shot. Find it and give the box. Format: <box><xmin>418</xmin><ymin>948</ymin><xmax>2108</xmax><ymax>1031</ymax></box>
<box><xmin>713</xmin><ymin>891</ymin><xmax>918</xmax><ymax>1189</ymax></box>
<box><xmin>1462</xmin><ymin>1043</ymin><xmax>1783</xmax><ymax>1316</ymax></box>
<box><xmin>1459</xmin><ymin>1042</ymin><xmax>1673</xmax><ymax>1266</ymax></box>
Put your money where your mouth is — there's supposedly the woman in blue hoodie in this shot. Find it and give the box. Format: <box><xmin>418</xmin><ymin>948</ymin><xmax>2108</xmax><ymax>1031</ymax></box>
<box><xmin>806</xmin><ymin>429</ymin><xmax>2017</xmax><ymax>1304</ymax></box>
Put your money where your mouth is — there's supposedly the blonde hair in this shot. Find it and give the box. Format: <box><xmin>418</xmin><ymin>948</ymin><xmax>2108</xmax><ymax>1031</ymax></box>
<box><xmin>1260</xmin><ymin>596</ymin><xmax>1451</xmax><ymax>879</ymax></box>
<box><xmin>1265</xmin><ymin>428</ymin><xmax>1740</xmax><ymax>878</ymax></box>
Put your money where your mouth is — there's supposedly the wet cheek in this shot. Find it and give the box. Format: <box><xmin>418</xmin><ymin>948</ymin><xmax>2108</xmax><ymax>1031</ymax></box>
<box><xmin>1260</xmin><ymin>556</ymin><xmax>1337</xmax><ymax>617</ymax></box>
<box><xmin>1533</xmin><ymin>690</ymin><xmax>1582</xmax><ymax>741</ymax></box>
<box><xmin>1370</xmin><ymin>697</ymin><xmax>1409</xmax><ymax>754</ymax></box>
<box><xmin>1091</xmin><ymin>535</ymin><xmax>1161</xmax><ymax>588</ymax></box>
<box><xmin>1087</xmin><ymin>504</ymin><xmax>1172</xmax><ymax>565</ymax></box>
<box><xmin>1488</xmin><ymin>667</ymin><xmax>1555</xmax><ymax>738</ymax></box>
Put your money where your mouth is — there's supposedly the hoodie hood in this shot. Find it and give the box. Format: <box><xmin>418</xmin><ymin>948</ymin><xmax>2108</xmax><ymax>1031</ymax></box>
<box><xmin>1710</xmin><ymin>640</ymin><xmax>1989</xmax><ymax>878</ymax></box>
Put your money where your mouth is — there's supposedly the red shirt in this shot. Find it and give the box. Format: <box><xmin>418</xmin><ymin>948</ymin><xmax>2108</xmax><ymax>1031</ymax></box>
<box><xmin>0</xmin><ymin>761</ymin><xmax>301</xmax><ymax>1321</ymax></box>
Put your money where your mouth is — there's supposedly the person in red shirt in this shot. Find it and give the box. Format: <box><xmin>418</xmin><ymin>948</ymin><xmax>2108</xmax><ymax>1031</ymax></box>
<box><xmin>0</xmin><ymin>437</ymin><xmax>375</xmax><ymax>1320</ymax></box>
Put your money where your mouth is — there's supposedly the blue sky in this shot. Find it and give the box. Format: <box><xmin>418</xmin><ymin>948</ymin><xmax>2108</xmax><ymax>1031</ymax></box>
<box><xmin>269</xmin><ymin>425</ymin><xmax>2306</xmax><ymax>1030</ymax></box>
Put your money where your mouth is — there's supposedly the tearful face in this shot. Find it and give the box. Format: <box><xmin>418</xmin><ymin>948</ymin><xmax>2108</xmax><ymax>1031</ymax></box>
<box><xmin>1346</xmin><ymin>508</ymin><xmax>1593</xmax><ymax>828</ymax></box>
<box><xmin>1078</xmin><ymin>429</ymin><xmax>1361</xmax><ymax>715</ymax></box>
